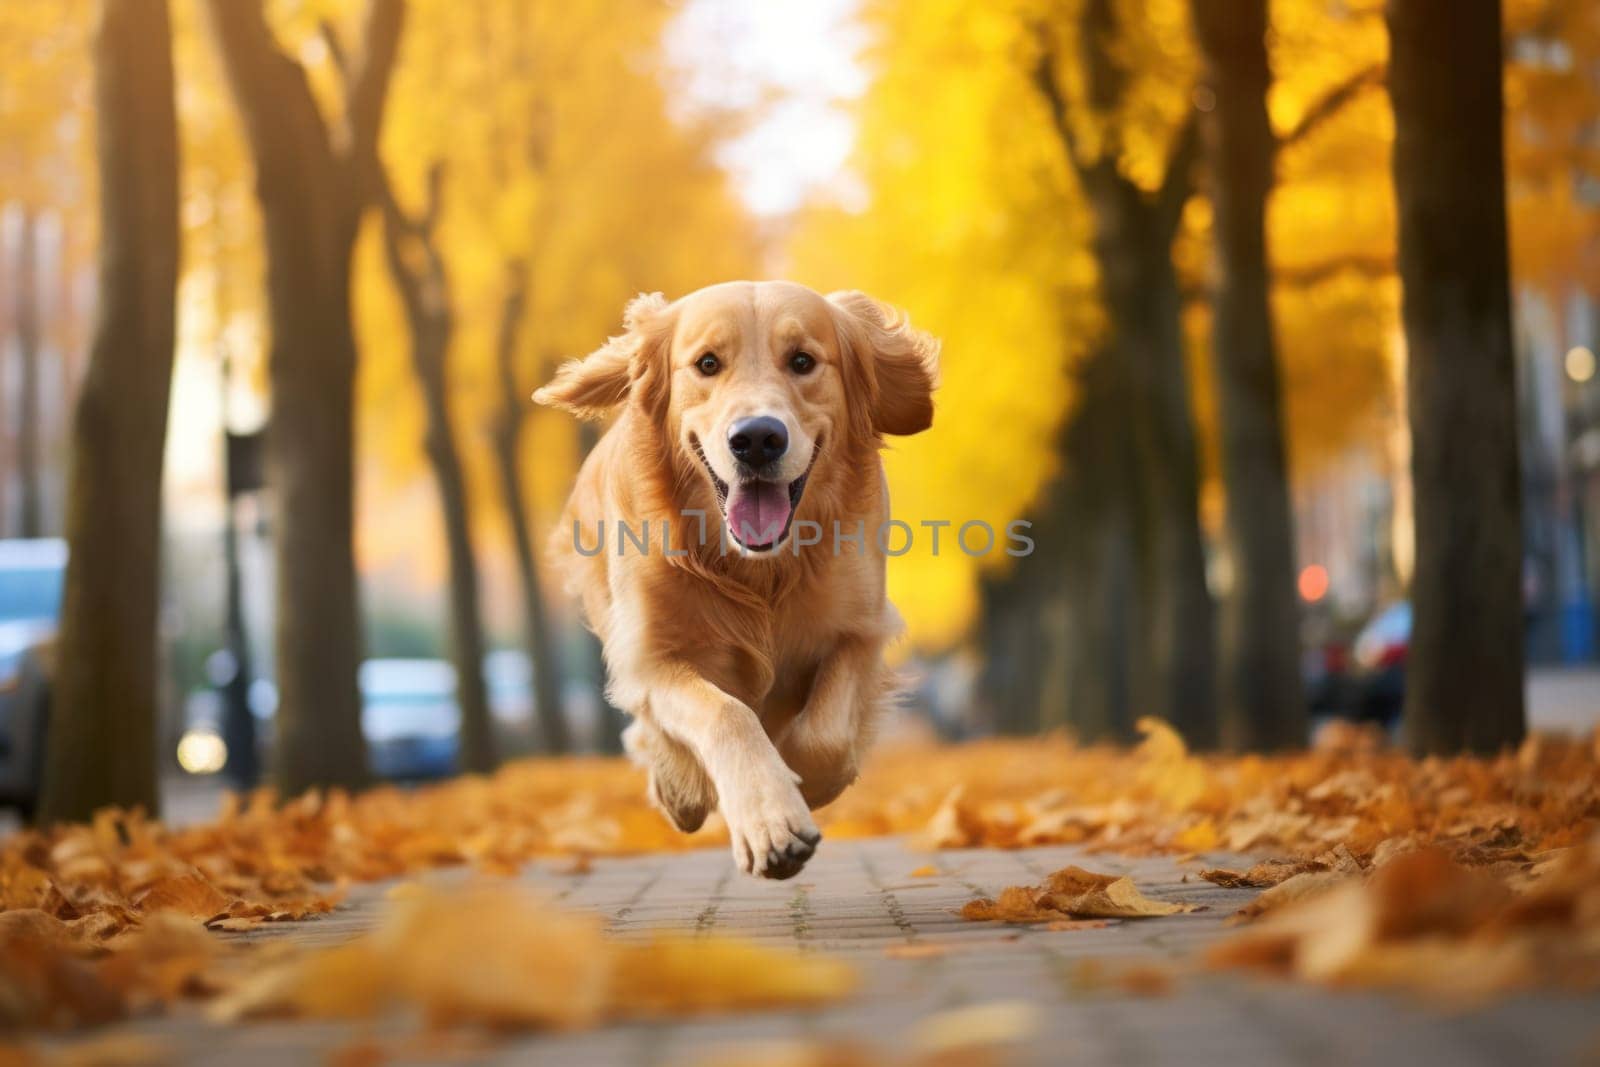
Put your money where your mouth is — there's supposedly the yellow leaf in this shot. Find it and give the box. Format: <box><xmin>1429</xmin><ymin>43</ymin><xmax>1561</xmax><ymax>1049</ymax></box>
<box><xmin>612</xmin><ymin>933</ymin><xmax>856</xmax><ymax>1017</ymax></box>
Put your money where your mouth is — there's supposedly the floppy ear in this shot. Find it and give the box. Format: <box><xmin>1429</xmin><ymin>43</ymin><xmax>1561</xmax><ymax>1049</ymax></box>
<box><xmin>828</xmin><ymin>290</ymin><xmax>940</xmax><ymax>436</ymax></box>
<box><xmin>533</xmin><ymin>292</ymin><xmax>671</xmax><ymax>420</ymax></box>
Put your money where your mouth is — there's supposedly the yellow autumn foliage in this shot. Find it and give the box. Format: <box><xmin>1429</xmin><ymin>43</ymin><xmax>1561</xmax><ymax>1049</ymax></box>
<box><xmin>1</xmin><ymin>0</ymin><xmax>1595</xmax><ymax>653</ymax></box>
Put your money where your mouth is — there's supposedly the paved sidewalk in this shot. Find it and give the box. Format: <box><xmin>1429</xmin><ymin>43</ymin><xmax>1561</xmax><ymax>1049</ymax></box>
<box><xmin>42</xmin><ymin>838</ymin><xmax>1600</xmax><ymax>1066</ymax></box>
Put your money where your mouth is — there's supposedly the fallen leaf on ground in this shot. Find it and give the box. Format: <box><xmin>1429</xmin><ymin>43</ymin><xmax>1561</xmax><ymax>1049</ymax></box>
<box><xmin>1230</xmin><ymin>870</ymin><xmax>1356</xmax><ymax>924</ymax></box>
<box><xmin>1203</xmin><ymin>849</ymin><xmax>1363</xmax><ymax>893</ymax></box>
<box><xmin>691</xmin><ymin>1041</ymin><xmax>882</xmax><ymax>1067</ymax></box>
<box><xmin>2</xmin><ymin>724</ymin><xmax>1598</xmax><ymax>1031</ymax></box>
<box><xmin>613</xmin><ymin>932</ymin><xmax>856</xmax><ymax>1018</ymax></box>
<box><xmin>1209</xmin><ymin>845</ymin><xmax>1600</xmax><ymax>1001</ymax></box>
<box><xmin>0</xmin><ymin>936</ymin><xmax>125</xmax><ymax>1030</ymax></box>
<box><xmin>212</xmin><ymin>882</ymin><xmax>853</xmax><ymax>1031</ymax></box>
<box><xmin>1072</xmin><ymin>958</ymin><xmax>1178</xmax><ymax>996</ymax></box>
<box><xmin>133</xmin><ymin>874</ymin><xmax>231</xmax><ymax>923</ymax></box>
<box><xmin>37</xmin><ymin>1033</ymin><xmax>171</xmax><ymax>1067</ymax></box>
<box><xmin>692</xmin><ymin>1002</ymin><xmax>1035</xmax><ymax>1067</ymax></box>
<box><xmin>961</xmin><ymin>865</ymin><xmax>1196</xmax><ymax>923</ymax></box>
<box><xmin>911</xmin><ymin>999</ymin><xmax>1039</xmax><ymax>1052</ymax></box>
<box><xmin>884</xmin><ymin>943</ymin><xmax>946</xmax><ymax>960</ymax></box>
<box><xmin>0</xmin><ymin>910</ymin><xmax>83</xmax><ymax>950</ymax></box>
<box><xmin>98</xmin><ymin>912</ymin><xmax>222</xmax><ymax>1006</ymax></box>
<box><xmin>1172</xmin><ymin>820</ymin><xmax>1219</xmax><ymax>852</ymax></box>
<box><xmin>325</xmin><ymin>1037</ymin><xmax>389</xmax><ymax>1067</ymax></box>
<box><xmin>915</xmin><ymin>786</ymin><xmax>981</xmax><ymax>849</ymax></box>
<box><xmin>959</xmin><ymin>886</ymin><xmax>1051</xmax><ymax>923</ymax></box>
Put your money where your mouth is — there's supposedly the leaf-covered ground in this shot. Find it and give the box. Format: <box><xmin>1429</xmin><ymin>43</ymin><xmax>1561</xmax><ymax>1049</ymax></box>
<box><xmin>1</xmin><ymin>719</ymin><xmax>1596</xmax><ymax>1043</ymax></box>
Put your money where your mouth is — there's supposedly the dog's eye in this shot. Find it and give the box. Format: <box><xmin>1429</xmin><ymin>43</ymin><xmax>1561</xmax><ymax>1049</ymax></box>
<box><xmin>696</xmin><ymin>353</ymin><xmax>720</xmax><ymax>376</ymax></box>
<box><xmin>789</xmin><ymin>352</ymin><xmax>816</xmax><ymax>375</ymax></box>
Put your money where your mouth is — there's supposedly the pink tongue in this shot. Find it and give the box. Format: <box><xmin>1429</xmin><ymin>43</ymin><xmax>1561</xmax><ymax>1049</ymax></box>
<box><xmin>726</xmin><ymin>481</ymin><xmax>791</xmax><ymax>546</ymax></box>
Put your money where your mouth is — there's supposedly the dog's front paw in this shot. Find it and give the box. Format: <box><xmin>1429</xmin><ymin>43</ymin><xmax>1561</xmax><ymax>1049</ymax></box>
<box><xmin>797</xmin><ymin>760</ymin><xmax>858</xmax><ymax>810</ymax></box>
<box><xmin>648</xmin><ymin>765</ymin><xmax>714</xmax><ymax>834</ymax></box>
<box><xmin>628</xmin><ymin>720</ymin><xmax>718</xmax><ymax>834</ymax></box>
<box><xmin>720</xmin><ymin>772</ymin><xmax>822</xmax><ymax>880</ymax></box>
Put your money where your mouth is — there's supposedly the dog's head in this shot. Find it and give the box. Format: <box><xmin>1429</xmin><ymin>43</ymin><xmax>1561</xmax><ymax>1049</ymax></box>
<box><xmin>535</xmin><ymin>281</ymin><xmax>939</xmax><ymax>556</ymax></box>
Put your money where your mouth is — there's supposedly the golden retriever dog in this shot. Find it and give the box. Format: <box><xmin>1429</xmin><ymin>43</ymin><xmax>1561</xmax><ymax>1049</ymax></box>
<box><xmin>534</xmin><ymin>281</ymin><xmax>938</xmax><ymax>879</ymax></box>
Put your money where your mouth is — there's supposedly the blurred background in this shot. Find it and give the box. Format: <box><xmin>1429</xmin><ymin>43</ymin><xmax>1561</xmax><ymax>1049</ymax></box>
<box><xmin>0</xmin><ymin>0</ymin><xmax>1596</xmax><ymax>819</ymax></box>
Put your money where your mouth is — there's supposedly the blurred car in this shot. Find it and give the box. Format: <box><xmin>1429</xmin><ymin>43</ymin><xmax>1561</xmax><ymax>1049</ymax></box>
<box><xmin>483</xmin><ymin>649</ymin><xmax>534</xmax><ymax>727</ymax></box>
<box><xmin>1346</xmin><ymin>601</ymin><xmax>1412</xmax><ymax>724</ymax></box>
<box><xmin>360</xmin><ymin>658</ymin><xmax>461</xmax><ymax>780</ymax></box>
<box><xmin>0</xmin><ymin>539</ymin><xmax>67</xmax><ymax>815</ymax></box>
<box><xmin>1300</xmin><ymin>598</ymin><xmax>1356</xmax><ymax>720</ymax></box>
<box><xmin>480</xmin><ymin>648</ymin><xmax>601</xmax><ymax>753</ymax></box>
<box><xmin>178</xmin><ymin>651</ymin><xmax>571</xmax><ymax>780</ymax></box>
<box><xmin>1304</xmin><ymin>601</ymin><xmax>1411</xmax><ymax>726</ymax></box>
<box><xmin>1302</xmin><ymin>636</ymin><xmax>1353</xmax><ymax>719</ymax></box>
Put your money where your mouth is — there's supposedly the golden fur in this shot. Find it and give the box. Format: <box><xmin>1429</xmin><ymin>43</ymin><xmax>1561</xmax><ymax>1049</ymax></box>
<box><xmin>534</xmin><ymin>281</ymin><xmax>938</xmax><ymax>878</ymax></box>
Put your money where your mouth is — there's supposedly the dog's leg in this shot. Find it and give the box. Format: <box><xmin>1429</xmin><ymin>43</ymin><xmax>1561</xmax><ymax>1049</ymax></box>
<box><xmin>778</xmin><ymin>635</ymin><xmax>890</xmax><ymax>810</ymax></box>
<box><xmin>623</xmin><ymin>719</ymin><xmax>716</xmax><ymax>833</ymax></box>
<box><xmin>630</xmin><ymin>665</ymin><xmax>820</xmax><ymax>879</ymax></box>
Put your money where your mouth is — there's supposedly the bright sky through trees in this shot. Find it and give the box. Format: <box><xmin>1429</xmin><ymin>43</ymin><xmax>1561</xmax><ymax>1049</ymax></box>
<box><xmin>665</xmin><ymin>0</ymin><xmax>867</xmax><ymax>217</ymax></box>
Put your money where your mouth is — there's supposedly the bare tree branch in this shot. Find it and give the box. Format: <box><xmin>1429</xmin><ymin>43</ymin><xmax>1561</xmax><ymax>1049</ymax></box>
<box><xmin>340</xmin><ymin>0</ymin><xmax>405</xmax><ymax>195</ymax></box>
<box><xmin>497</xmin><ymin>257</ymin><xmax>531</xmax><ymax>414</ymax></box>
<box><xmin>375</xmin><ymin>163</ymin><xmax>423</xmax><ymax>323</ymax></box>
<box><xmin>1181</xmin><ymin>255</ymin><xmax>1396</xmax><ymax>301</ymax></box>
<box><xmin>1080</xmin><ymin>0</ymin><xmax>1124</xmax><ymax>116</ymax></box>
<box><xmin>1281</xmin><ymin>64</ymin><xmax>1385</xmax><ymax>148</ymax></box>
<box><xmin>374</xmin><ymin>163</ymin><xmax>413</xmax><ymax>238</ymax></box>
<box><xmin>204</xmin><ymin>0</ymin><xmax>334</xmax><ymax>183</ymax></box>
<box><xmin>379</xmin><ymin>160</ymin><xmax>448</xmax><ymax>327</ymax></box>
<box><xmin>1031</xmin><ymin>32</ymin><xmax>1088</xmax><ymax>182</ymax></box>
<box><xmin>318</xmin><ymin>18</ymin><xmax>348</xmax><ymax>81</ymax></box>
<box><xmin>421</xmin><ymin>160</ymin><xmax>446</xmax><ymax>235</ymax></box>
<box><xmin>1156</xmin><ymin>111</ymin><xmax>1202</xmax><ymax>239</ymax></box>
<box><xmin>1274</xmin><ymin>252</ymin><xmax>1395</xmax><ymax>287</ymax></box>
<box><xmin>374</xmin><ymin>160</ymin><xmax>441</xmax><ymax>239</ymax></box>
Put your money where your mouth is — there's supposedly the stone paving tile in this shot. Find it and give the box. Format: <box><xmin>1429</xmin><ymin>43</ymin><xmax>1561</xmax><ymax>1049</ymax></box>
<box><xmin>31</xmin><ymin>836</ymin><xmax>1600</xmax><ymax>1066</ymax></box>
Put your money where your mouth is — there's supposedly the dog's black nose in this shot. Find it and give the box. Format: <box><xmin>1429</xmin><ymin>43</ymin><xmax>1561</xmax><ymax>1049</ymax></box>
<box><xmin>728</xmin><ymin>416</ymin><xmax>788</xmax><ymax>466</ymax></box>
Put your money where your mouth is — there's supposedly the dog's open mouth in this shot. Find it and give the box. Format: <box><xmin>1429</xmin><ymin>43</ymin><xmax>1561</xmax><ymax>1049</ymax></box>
<box><xmin>691</xmin><ymin>436</ymin><xmax>818</xmax><ymax>553</ymax></box>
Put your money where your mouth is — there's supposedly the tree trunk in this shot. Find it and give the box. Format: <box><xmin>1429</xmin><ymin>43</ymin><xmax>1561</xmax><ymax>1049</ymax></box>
<box><xmin>219</xmin><ymin>453</ymin><xmax>260</xmax><ymax>789</ymax></box>
<box><xmin>1104</xmin><ymin>208</ymin><xmax>1219</xmax><ymax>749</ymax></box>
<box><xmin>377</xmin><ymin>165</ymin><xmax>497</xmax><ymax>775</ymax></box>
<box><xmin>0</xmin><ymin>226</ymin><xmax>8</xmax><ymax>537</ymax></box>
<box><xmin>206</xmin><ymin>0</ymin><xmax>404</xmax><ymax>793</ymax></box>
<box><xmin>14</xmin><ymin>210</ymin><xmax>43</xmax><ymax>539</ymax></box>
<box><xmin>490</xmin><ymin>264</ymin><xmax>569</xmax><ymax>754</ymax></box>
<box><xmin>1191</xmin><ymin>0</ymin><xmax>1307</xmax><ymax>750</ymax></box>
<box><xmin>429</xmin><ymin>389</ymin><xmax>497</xmax><ymax>773</ymax></box>
<box><xmin>1035</xmin><ymin>0</ymin><xmax>1219</xmax><ymax>748</ymax></box>
<box><xmin>1387</xmin><ymin>0</ymin><xmax>1525</xmax><ymax>754</ymax></box>
<box><xmin>574</xmin><ymin>419</ymin><xmax>627</xmax><ymax>753</ymax></box>
<box><xmin>1058</xmin><ymin>351</ymin><xmax>1138</xmax><ymax>744</ymax></box>
<box><xmin>39</xmin><ymin>0</ymin><xmax>179</xmax><ymax>823</ymax></box>
<box><xmin>975</xmin><ymin>566</ymin><xmax>1046</xmax><ymax>735</ymax></box>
